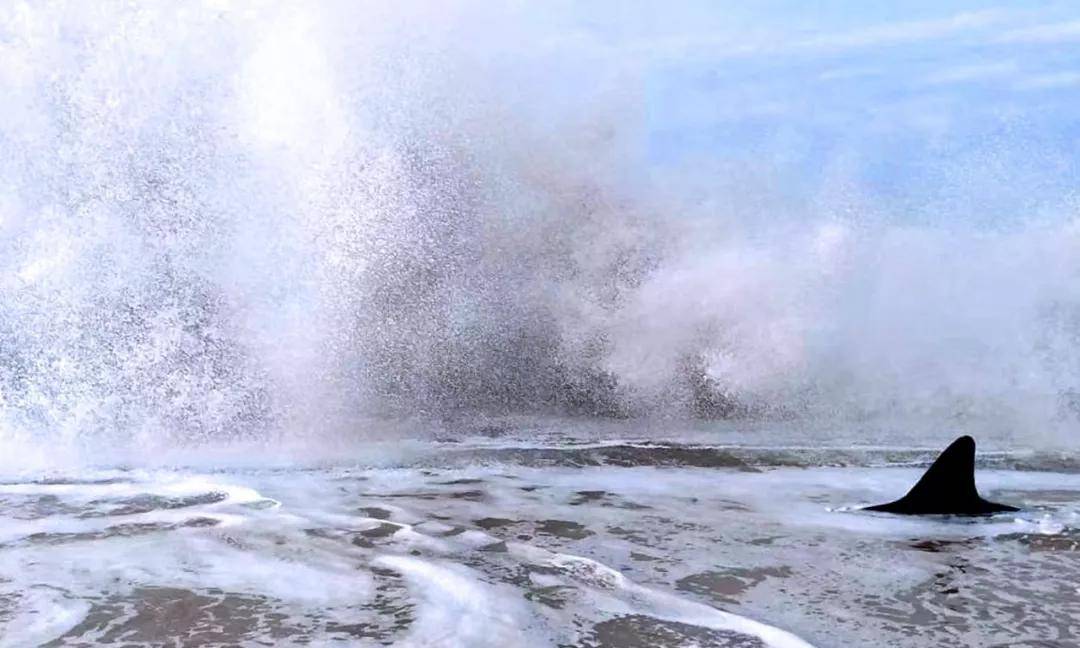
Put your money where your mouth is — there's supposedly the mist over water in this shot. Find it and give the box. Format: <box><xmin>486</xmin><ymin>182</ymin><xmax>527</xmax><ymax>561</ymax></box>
<box><xmin>1</xmin><ymin>1</ymin><xmax>1079</xmax><ymax>452</ymax></box>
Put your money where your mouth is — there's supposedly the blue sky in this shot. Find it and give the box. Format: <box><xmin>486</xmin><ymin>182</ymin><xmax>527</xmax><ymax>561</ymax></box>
<box><xmin>561</xmin><ymin>2</ymin><xmax>1080</xmax><ymax>224</ymax></box>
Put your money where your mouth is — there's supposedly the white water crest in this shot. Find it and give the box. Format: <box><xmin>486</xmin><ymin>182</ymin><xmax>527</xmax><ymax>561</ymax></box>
<box><xmin>1</xmin><ymin>1</ymin><xmax>1079</xmax><ymax>453</ymax></box>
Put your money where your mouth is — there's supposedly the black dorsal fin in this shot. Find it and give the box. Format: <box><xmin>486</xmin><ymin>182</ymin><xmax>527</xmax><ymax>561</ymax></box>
<box><xmin>865</xmin><ymin>435</ymin><xmax>1018</xmax><ymax>515</ymax></box>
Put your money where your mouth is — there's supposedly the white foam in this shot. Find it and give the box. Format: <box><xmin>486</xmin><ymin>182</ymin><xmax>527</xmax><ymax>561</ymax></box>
<box><xmin>0</xmin><ymin>587</ymin><xmax>91</xmax><ymax>647</ymax></box>
<box><xmin>374</xmin><ymin>555</ymin><xmax>544</xmax><ymax>647</ymax></box>
<box><xmin>3</xmin><ymin>460</ymin><xmax>1077</xmax><ymax>646</ymax></box>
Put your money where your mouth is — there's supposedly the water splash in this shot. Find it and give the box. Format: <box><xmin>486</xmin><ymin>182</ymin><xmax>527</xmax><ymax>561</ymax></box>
<box><xmin>0</xmin><ymin>2</ymin><xmax>1078</xmax><ymax>449</ymax></box>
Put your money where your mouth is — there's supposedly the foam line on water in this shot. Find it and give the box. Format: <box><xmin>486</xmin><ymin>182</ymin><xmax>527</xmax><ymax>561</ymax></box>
<box><xmin>544</xmin><ymin>551</ymin><xmax>817</xmax><ymax>648</ymax></box>
<box><xmin>374</xmin><ymin>555</ymin><xmax>545</xmax><ymax>647</ymax></box>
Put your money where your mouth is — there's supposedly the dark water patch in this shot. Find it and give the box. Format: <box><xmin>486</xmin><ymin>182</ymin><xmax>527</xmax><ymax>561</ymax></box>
<box><xmin>572</xmin><ymin>615</ymin><xmax>766</xmax><ymax>648</ymax></box>
<box><xmin>479</xmin><ymin>540</ymin><xmax>508</xmax><ymax>553</ymax></box>
<box><xmin>358</xmin><ymin>506</ymin><xmax>393</xmax><ymax>520</ymax></box>
<box><xmin>436</xmin><ymin>423</ymin><xmax>511</xmax><ymax>441</ymax></box>
<box><xmin>718</xmin><ymin>446</ymin><xmax>948</xmax><ymax>469</ymax></box>
<box><xmin>746</xmin><ymin>536</ymin><xmax>778</xmax><ymax>546</ymax></box>
<box><xmin>0</xmin><ymin>579</ymin><xmax>18</xmax><ymax>626</ymax></box>
<box><xmin>525</xmin><ymin>584</ymin><xmax>575</xmax><ymax>609</ymax></box>
<box><xmin>304</xmin><ymin>527</ymin><xmax>341</xmax><ymax>541</ymax></box>
<box><xmin>676</xmin><ymin>566</ymin><xmax>793</xmax><ymax>605</ymax></box>
<box><xmin>726</xmin><ymin>446</ymin><xmax>994</xmax><ymax>469</ymax></box>
<box><xmin>986</xmin><ymin>642</ymin><xmax>1077</xmax><ymax>648</ymax></box>
<box><xmin>567</xmin><ymin>490</ymin><xmax>653</xmax><ymax>510</ymax></box>
<box><xmin>722</xmin><ymin>449</ymin><xmax>813</xmax><ymax>468</ymax></box>
<box><xmin>352</xmin><ymin>523</ymin><xmax>401</xmax><ymax>548</ymax></box>
<box><xmin>241</xmin><ymin>498</ymin><xmax>279</xmax><ymax>510</ymax></box>
<box><xmin>905</xmin><ymin>538</ymin><xmax>980</xmax><ymax>553</ymax></box>
<box><xmin>999</xmin><ymin>530</ymin><xmax>1080</xmax><ymax>552</ymax></box>
<box><xmin>898</xmin><ymin>531</ymin><xmax>1077</xmax><ymax>556</ymax></box>
<box><xmin>990</xmin><ymin>454</ymin><xmax>1080</xmax><ymax>474</ymax></box>
<box><xmin>45</xmin><ymin>587</ymin><xmax>300</xmax><ymax>646</ymax></box>
<box><xmin>435</xmin><ymin>478</ymin><xmax>485</xmax><ymax>485</ymax></box>
<box><xmin>21</xmin><ymin>517</ymin><xmax>219</xmax><ymax>546</ymax></box>
<box><xmin>456</xmin><ymin>542</ymin><xmax>567</xmax><ymax>598</ymax></box>
<box><xmin>698</xmin><ymin>446</ymin><xmax>1080</xmax><ymax>473</ymax></box>
<box><xmin>185</xmin><ymin>517</ymin><xmax>224</xmax><ymax>528</ymax></box>
<box><xmin>606</xmin><ymin>525</ymin><xmax>653</xmax><ymax>546</ymax></box>
<box><xmin>451</xmin><ymin>444</ymin><xmax>755</xmax><ymax>470</ymax></box>
<box><xmin>654</xmin><ymin>514</ymin><xmax>706</xmax><ymax>532</ymax></box>
<box><xmin>474</xmin><ymin>517</ymin><xmax>518</xmax><ymax>530</ymax></box>
<box><xmin>449</xmin><ymin>490</ymin><xmax>486</xmax><ymax>501</ymax></box>
<box><xmin>435</xmin><ymin>436</ymin><xmax>1071</xmax><ymax>472</ymax></box>
<box><xmin>993</xmin><ymin>489</ymin><xmax>1080</xmax><ymax>504</ymax></box>
<box><xmin>0</xmin><ymin>494</ymin><xmax>84</xmax><ymax>520</ymax></box>
<box><xmin>576</xmin><ymin>444</ymin><xmax>756</xmax><ymax>470</ymax></box>
<box><xmin>30</xmin><ymin>477</ymin><xmax>130</xmax><ymax>486</ymax></box>
<box><xmin>537</xmin><ymin>520</ymin><xmax>594</xmax><ymax>540</ymax></box>
<box><xmin>362</xmin><ymin>491</ymin><xmax>455</xmax><ymax>501</ymax></box>
<box><xmin>368</xmin><ymin>489</ymin><xmax>487</xmax><ymax>503</ymax></box>
<box><xmin>83</xmin><ymin>491</ymin><xmax>228</xmax><ymax>517</ymax></box>
<box><xmin>570</xmin><ymin>490</ymin><xmax>607</xmax><ymax>505</ymax></box>
<box><xmin>715</xmin><ymin>499</ymin><xmax>751</xmax><ymax>512</ymax></box>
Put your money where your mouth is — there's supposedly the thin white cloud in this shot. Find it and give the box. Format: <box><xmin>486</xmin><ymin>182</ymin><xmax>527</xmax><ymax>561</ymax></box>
<box><xmin>633</xmin><ymin>9</ymin><xmax>1015</xmax><ymax>63</ymax></box>
<box><xmin>792</xmin><ymin>9</ymin><xmax>1009</xmax><ymax>53</ymax></box>
<box><xmin>818</xmin><ymin>66</ymin><xmax>883</xmax><ymax>82</ymax></box>
<box><xmin>923</xmin><ymin>61</ymin><xmax>1018</xmax><ymax>86</ymax></box>
<box><xmin>1015</xmin><ymin>70</ymin><xmax>1080</xmax><ymax>90</ymax></box>
<box><xmin>998</xmin><ymin>20</ymin><xmax>1080</xmax><ymax>44</ymax></box>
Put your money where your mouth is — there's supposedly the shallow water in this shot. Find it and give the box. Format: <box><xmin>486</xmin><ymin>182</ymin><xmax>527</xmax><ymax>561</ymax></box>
<box><xmin>1</xmin><ymin>438</ymin><xmax>1078</xmax><ymax>647</ymax></box>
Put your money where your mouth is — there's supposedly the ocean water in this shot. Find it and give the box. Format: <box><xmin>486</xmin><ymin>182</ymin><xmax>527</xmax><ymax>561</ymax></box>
<box><xmin>2</xmin><ymin>425</ymin><xmax>1079</xmax><ymax>647</ymax></box>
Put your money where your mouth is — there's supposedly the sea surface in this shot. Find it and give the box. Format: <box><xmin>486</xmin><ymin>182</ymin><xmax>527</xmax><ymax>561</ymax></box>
<box><xmin>2</xmin><ymin>426</ymin><xmax>1078</xmax><ymax>647</ymax></box>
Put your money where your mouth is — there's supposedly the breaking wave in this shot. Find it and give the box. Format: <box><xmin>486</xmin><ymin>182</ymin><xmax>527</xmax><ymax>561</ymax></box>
<box><xmin>1</xmin><ymin>2</ymin><xmax>1079</xmax><ymax>449</ymax></box>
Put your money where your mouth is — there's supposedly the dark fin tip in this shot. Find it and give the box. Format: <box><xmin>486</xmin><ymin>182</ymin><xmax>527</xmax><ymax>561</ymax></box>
<box><xmin>954</xmin><ymin>435</ymin><xmax>975</xmax><ymax>449</ymax></box>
